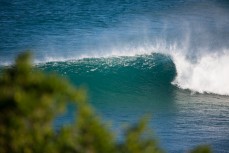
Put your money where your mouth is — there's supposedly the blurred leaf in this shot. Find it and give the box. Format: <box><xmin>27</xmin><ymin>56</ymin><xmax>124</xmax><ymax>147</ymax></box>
<box><xmin>190</xmin><ymin>145</ymin><xmax>212</xmax><ymax>153</ymax></box>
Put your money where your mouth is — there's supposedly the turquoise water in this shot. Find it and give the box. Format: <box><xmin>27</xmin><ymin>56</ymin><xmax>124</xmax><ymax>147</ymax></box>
<box><xmin>38</xmin><ymin>53</ymin><xmax>229</xmax><ymax>152</ymax></box>
<box><xmin>1</xmin><ymin>0</ymin><xmax>229</xmax><ymax>152</ymax></box>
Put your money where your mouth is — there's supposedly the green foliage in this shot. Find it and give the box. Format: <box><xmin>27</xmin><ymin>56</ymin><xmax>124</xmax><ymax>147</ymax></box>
<box><xmin>120</xmin><ymin>118</ymin><xmax>163</xmax><ymax>153</ymax></box>
<box><xmin>189</xmin><ymin>145</ymin><xmax>213</xmax><ymax>153</ymax></box>
<box><xmin>0</xmin><ymin>52</ymin><xmax>83</xmax><ymax>153</ymax></box>
<box><xmin>0</xmin><ymin>52</ymin><xmax>212</xmax><ymax>153</ymax></box>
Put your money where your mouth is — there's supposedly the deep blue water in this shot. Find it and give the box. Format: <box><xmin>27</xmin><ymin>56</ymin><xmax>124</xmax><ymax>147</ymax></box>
<box><xmin>1</xmin><ymin>0</ymin><xmax>229</xmax><ymax>152</ymax></box>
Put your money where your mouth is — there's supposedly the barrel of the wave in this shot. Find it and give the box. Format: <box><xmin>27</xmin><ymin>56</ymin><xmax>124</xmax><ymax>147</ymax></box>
<box><xmin>37</xmin><ymin>53</ymin><xmax>177</xmax><ymax>92</ymax></box>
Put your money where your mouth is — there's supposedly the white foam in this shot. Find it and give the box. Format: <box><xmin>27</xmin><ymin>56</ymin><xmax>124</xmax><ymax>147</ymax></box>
<box><xmin>0</xmin><ymin>61</ymin><xmax>12</xmax><ymax>66</ymax></box>
<box><xmin>171</xmin><ymin>50</ymin><xmax>229</xmax><ymax>96</ymax></box>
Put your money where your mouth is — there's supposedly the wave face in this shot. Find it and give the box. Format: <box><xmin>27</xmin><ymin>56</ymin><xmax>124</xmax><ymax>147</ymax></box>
<box><xmin>38</xmin><ymin>53</ymin><xmax>176</xmax><ymax>95</ymax></box>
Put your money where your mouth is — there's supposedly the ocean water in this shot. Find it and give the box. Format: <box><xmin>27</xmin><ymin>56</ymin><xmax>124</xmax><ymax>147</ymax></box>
<box><xmin>1</xmin><ymin>0</ymin><xmax>229</xmax><ymax>152</ymax></box>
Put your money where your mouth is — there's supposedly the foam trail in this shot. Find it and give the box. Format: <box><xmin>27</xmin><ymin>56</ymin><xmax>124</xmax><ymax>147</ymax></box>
<box><xmin>171</xmin><ymin>50</ymin><xmax>229</xmax><ymax>96</ymax></box>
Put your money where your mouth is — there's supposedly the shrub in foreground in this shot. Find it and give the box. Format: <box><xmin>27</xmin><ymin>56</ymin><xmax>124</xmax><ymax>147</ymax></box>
<box><xmin>0</xmin><ymin>52</ymin><xmax>211</xmax><ymax>153</ymax></box>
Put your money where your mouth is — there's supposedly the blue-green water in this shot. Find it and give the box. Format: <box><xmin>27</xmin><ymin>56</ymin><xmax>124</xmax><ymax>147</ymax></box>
<box><xmin>39</xmin><ymin>54</ymin><xmax>229</xmax><ymax>152</ymax></box>
<box><xmin>1</xmin><ymin>0</ymin><xmax>229</xmax><ymax>152</ymax></box>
